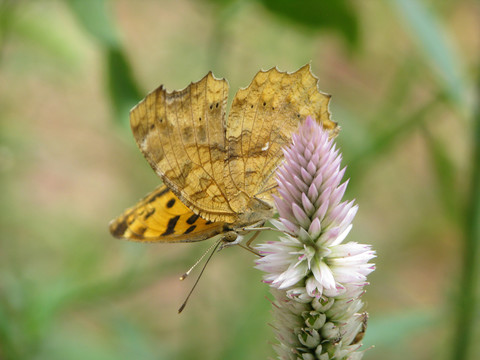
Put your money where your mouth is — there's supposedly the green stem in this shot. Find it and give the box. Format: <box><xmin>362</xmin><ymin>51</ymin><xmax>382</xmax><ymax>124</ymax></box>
<box><xmin>452</xmin><ymin>71</ymin><xmax>480</xmax><ymax>360</ymax></box>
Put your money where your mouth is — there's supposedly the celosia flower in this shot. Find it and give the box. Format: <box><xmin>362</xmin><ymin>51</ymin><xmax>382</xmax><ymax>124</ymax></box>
<box><xmin>256</xmin><ymin>117</ymin><xmax>375</xmax><ymax>360</ymax></box>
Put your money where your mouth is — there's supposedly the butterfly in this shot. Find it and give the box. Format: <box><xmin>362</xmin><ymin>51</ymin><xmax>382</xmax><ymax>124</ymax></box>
<box><xmin>109</xmin><ymin>65</ymin><xmax>338</xmax><ymax>246</ymax></box>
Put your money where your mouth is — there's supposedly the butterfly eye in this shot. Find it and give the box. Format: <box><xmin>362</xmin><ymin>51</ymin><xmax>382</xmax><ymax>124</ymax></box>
<box><xmin>222</xmin><ymin>231</ymin><xmax>238</xmax><ymax>243</ymax></box>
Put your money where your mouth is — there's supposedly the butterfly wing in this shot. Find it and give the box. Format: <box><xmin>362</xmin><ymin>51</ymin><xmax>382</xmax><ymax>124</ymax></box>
<box><xmin>130</xmin><ymin>72</ymin><xmax>238</xmax><ymax>223</ymax></box>
<box><xmin>225</xmin><ymin>65</ymin><xmax>338</xmax><ymax>208</ymax></box>
<box><xmin>109</xmin><ymin>185</ymin><xmax>226</xmax><ymax>242</ymax></box>
<box><xmin>128</xmin><ymin>66</ymin><xmax>337</xmax><ymax>226</ymax></box>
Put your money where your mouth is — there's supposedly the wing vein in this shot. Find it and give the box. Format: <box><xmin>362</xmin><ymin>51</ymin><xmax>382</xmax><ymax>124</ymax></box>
<box><xmin>163</xmin><ymin>91</ymin><xmax>187</xmax><ymax>188</ymax></box>
<box><xmin>203</xmin><ymin>77</ymin><xmax>233</xmax><ymax>211</ymax></box>
<box><xmin>148</xmin><ymin>90</ymin><xmax>176</xmax><ymax>184</ymax></box>
<box><xmin>172</xmin><ymin>87</ymin><xmax>230</xmax><ymax>214</ymax></box>
<box><xmin>244</xmin><ymin>79</ymin><xmax>265</xmax><ymax>192</ymax></box>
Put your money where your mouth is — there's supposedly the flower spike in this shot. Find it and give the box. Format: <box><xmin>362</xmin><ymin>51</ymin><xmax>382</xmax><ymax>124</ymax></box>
<box><xmin>256</xmin><ymin>117</ymin><xmax>375</xmax><ymax>359</ymax></box>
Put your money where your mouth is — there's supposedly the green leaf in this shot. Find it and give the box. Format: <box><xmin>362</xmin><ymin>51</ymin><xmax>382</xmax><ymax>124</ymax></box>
<box><xmin>257</xmin><ymin>0</ymin><xmax>359</xmax><ymax>48</ymax></box>
<box><xmin>65</xmin><ymin>0</ymin><xmax>119</xmax><ymax>47</ymax></box>
<box><xmin>65</xmin><ymin>0</ymin><xmax>142</xmax><ymax>127</ymax></box>
<box><xmin>105</xmin><ymin>47</ymin><xmax>142</xmax><ymax>127</ymax></box>
<box><xmin>389</xmin><ymin>0</ymin><xmax>469</xmax><ymax>110</ymax></box>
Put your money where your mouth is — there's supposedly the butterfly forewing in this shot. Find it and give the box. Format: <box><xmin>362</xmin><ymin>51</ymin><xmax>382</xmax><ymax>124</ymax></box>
<box><xmin>130</xmin><ymin>73</ymin><xmax>237</xmax><ymax>223</ymax></box>
<box><xmin>109</xmin><ymin>185</ymin><xmax>226</xmax><ymax>242</ymax></box>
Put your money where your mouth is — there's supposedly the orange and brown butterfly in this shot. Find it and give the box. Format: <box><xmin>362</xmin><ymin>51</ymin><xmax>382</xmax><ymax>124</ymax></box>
<box><xmin>109</xmin><ymin>64</ymin><xmax>338</xmax><ymax>246</ymax></box>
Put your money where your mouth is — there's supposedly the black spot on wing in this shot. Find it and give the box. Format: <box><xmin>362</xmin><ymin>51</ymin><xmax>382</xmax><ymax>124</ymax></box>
<box><xmin>166</xmin><ymin>198</ymin><xmax>175</xmax><ymax>208</ymax></box>
<box><xmin>186</xmin><ymin>214</ymin><xmax>200</xmax><ymax>225</ymax></box>
<box><xmin>110</xmin><ymin>220</ymin><xmax>128</xmax><ymax>238</ymax></box>
<box><xmin>161</xmin><ymin>215</ymin><xmax>180</xmax><ymax>236</ymax></box>
<box><xmin>148</xmin><ymin>187</ymin><xmax>170</xmax><ymax>203</ymax></box>
<box><xmin>136</xmin><ymin>226</ymin><xmax>147</xmax><ymax>235</ymax></box>
<box><xmin>144</xmin><ymin>208</ymin><xmax>155</xmax><ymax>220</ymax></box>
<box><xmin>184</xmin><ymin>225</ymin><xmax>196</xmax><ymax>234</ymax></box>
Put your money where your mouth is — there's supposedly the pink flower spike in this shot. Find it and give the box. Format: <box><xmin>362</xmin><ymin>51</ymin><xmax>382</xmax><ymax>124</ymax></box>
<box><xmin>284</xmin><ymin>179</ymin><xmax>301</xmax><ymax>200</ymax></box>
<box><xmin>255</xmin><ymin>116</ymin><xmax>375</xmax><ymax>360</ymax></box>
<box><xmin>300</xmin><ymin>167</ymin><xmax>313</xmax><ymax>183</ymax></box>
<box><xmin>277</xmin><ymin>188</ymin><xmax>296</xmax><ymax>208</ymax></box>
<box><xmin>280</xmin><ymin>218</ymin><xmax>299</xmax><ymax>235</ymax></box>
<box><xmin>308</xmin><ymin>217</ymin><xmax>322</xmax><ymax>239</ymax></box>
<box><xmin>313</xmin><ymin>195</ymin><xmax>329</xmax><ymax>221</ymax></box>
<box><xmin>301</xmin><ymin>192</ymin><xmax>315</xmax><ymax>216</ymax></box>
<box><xmin>273</xmin><ymin>194</ymin><xmax>293</xmax><ymax>219</ymax></box>
<box><xmin>307</xmin><ymin>159</ymin><xmax>317</xmax><ymax>175</ymax></box>
<box><xmin>307</xmin><ymin>182</ymin><xmax>319</xmax><ymax>203</ymax></box>
<box><xmin>292</xmin><ymin>203</ymin><xmax>311</xmax><ymax>229</ymax></box>
<box><xmin>293</xmin><ymin>174</ymin><xmax>309</xmax><ymax>193</ymax></box>
<box><xmin>312</xmin><ymin>171</ymin><xmax>324</xmax><ymax>190</ymax></box>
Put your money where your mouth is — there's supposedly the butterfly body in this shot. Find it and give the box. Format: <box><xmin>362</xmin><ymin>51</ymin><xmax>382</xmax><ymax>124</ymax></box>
<box><xmin>110</xmin><ymin>65</ymin><xmax>337</xmax><ymax>244</ymax></box>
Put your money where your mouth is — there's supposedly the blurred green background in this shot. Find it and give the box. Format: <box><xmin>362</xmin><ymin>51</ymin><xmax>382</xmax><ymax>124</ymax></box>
<box><xmin>0</xmin><ymin>0</ymin><xmax>478</xmax><ymax>359</ymax></box>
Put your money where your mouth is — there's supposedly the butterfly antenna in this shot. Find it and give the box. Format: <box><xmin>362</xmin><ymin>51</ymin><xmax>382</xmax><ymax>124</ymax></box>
<box><xmin>179</xmin><ymin>240</ymin><xmax>220</xmax><ymax>281</ymax></box>
<box><xmin>178</xmin><ymin>239</ymin><xmax>221</xmax><ymax>313</ymax></box>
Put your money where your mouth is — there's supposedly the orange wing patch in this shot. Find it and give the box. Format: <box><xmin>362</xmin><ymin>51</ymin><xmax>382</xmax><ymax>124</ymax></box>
<box><xmin>109</xmin><ymin>185</ymin><xmax>226</xmax><ymax>242</ymax></box>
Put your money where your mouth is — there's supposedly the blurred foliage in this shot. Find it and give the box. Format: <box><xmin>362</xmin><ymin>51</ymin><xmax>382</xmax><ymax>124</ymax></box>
<box><xmin>104</xmin><ymin>47</ymin><xmax>142</xmax><ymax>127</ymax></box>
<box><xmin>255</xmin><ymin>0</ymin><xmax>359</xmax><ymax>48</ymax></box>
<box><xmin>65</xmin><ymin>0</ymin><xmax>120</xmax><ymax>47</ymax></box>
<box><xmin>391</xmin><ymin>0</ymin><xmax>469</xmax><ymax>110</ymax></box>
<box><xmin>66</xmin><ymin>0</ymin><xmax>142</xmax><ymax>127</ymax></box>
<box><xmin>0</xmin><ymin>0</ymin><xmax>478</xmax><ymax>359</ymax></box>
<box><xmin>207</xmin><ymin>0</ymin><xmax>359</xmax><ymax>48</ymax></box>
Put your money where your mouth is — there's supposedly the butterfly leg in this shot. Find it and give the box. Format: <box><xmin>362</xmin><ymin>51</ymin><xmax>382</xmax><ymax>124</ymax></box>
<box><xmin>238</xmin><ymin>230</ymin><xmax>262</xmax><ymax>257</ymax></box>
<box><xmin>238</xmin><ymin>242</ymin><xmax>261</xmax><ymax>257</ymax></box>
<box><xmin>245</xmin><ymin>230</ymin><xmax>261</xmax><ymax>248</ymax></box>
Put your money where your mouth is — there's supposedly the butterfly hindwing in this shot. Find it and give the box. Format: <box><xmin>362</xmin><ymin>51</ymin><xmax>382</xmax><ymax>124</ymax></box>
<box><xmin>109</xmin><ymin>185</ymin><xmax>226</xmax><ymax>242</ymax></box>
